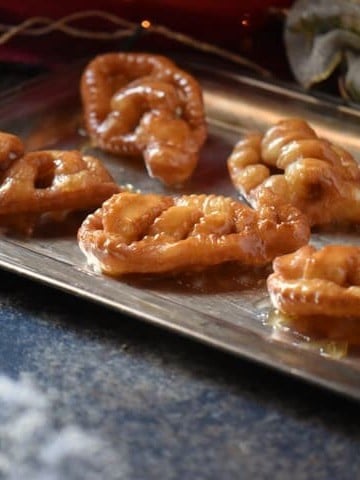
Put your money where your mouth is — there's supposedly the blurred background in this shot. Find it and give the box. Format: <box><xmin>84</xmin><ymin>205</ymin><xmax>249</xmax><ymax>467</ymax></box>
<box><xmin>0</xmin><ymin>1</ymin><xmax>358</xmax><ymax>101</ymax></box>
<box><xmin>0</xmin><ymin>1</ymin><xmax>293</xmax><ymax>76</ymax></box>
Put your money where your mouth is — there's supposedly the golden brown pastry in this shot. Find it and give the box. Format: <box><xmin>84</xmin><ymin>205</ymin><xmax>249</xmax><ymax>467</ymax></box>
<box><xmin>0</xmin><ymin>131</ymin><xmax>24</xmax><ymax>169</ymax></box>
<box><xmin>80</xmin><ymin>53</ymin><xmax>207</xmax><ymax>186</ymax></box>
<box><xmin>77</xmin><ymin>190</ymin><xmax>310</xmax><ymax>276</ymax></box>
<box><xmin>267</xmin><ymin>244</ymin><xmax>360</xmax><ymax>318</ymax></box>
<box><xmin>0</xmin><ymin>132</ymin><xmax>120</xmax><ymax>234</ymax></box>
<box><xmin>0</xmin><ymin>150</ymin><xmax>119</xmax><ymax>215</ymax></box>
<box><xmin>227</xmin><ymin>118</ymin><xmax>360</xmax><ymax>226</ymax></box>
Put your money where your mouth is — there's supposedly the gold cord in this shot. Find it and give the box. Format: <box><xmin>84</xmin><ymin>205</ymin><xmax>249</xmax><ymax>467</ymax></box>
<box><xmin>0</xmin><ymin>9</ymin><xmax>270</xmax><ymax>76</ymax></box>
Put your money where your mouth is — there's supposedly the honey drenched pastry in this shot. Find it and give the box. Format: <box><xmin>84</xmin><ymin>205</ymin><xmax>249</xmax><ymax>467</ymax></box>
<box><xmin>0</xmin><ymin>132</ymin><xmax>120</xmax><ymax>234</ymax></box>
<box><xmin>267</xmin><ymin>244</ymin><xmax>360</xmax><ymax>318</ymax></box>
<box><xmin>227</xmin><ymin>118</ymin><xmax>360</xmax><ymax>226</ymax></box>
<box><xmin>0</xmin><ymin>132</ymin><xmax>24</xmax><ymax>169</ymax></box>
<box><xmin>81</xmin><ymin>53</ymin><xmax>207</xmax><ymax>185</ymax></box>
<box><xmin>77</xmin><ymin>190</ymin><xmax>310</xmax><ymax>276</ymax></box>
<box><xmin>0</xmin><ymin>150</ymin><xmax>120</xmax><ymax>215</ymax></box>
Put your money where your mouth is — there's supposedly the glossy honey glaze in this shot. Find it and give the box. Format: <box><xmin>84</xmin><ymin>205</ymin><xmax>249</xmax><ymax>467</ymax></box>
<box><xmin>265</xmin><ymin>309</ymin><xmax>360</xmax><ymax>358</ymax></box>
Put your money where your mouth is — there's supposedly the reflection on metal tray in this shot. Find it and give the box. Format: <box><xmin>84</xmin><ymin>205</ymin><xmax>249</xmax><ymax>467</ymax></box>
<box><xmin>1</xmin><ymin>60</ymin><xmax>360</xmax><ymax>401</ymax></box>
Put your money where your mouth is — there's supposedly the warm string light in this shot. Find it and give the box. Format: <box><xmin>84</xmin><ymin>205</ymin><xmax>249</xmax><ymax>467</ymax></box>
<box><xmin>0</xmin><ymin>9</ymin><xmax>270</xmax><ymax>76</ymax></box>
<box><xmin>141</xmin><ymin>19</ymin><xmax>151</xmax><ymax>29</ymax></box>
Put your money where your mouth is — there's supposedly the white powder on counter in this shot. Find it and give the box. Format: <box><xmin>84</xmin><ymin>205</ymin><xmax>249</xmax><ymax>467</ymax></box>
<box><xmin>0</xmin><ymin>374</ymin><xmax>129</xmax><ymax>480</ymax></box>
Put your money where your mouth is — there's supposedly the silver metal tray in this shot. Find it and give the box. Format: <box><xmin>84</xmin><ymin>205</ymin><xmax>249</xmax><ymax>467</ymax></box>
<box><xmin>1</xmin><ymin>60</ymin><xmax>360</xmax><ymax>400</ymax></box>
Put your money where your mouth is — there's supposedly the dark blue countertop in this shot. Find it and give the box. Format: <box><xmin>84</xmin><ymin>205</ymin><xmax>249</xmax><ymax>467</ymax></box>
<box><xmin>0</xmin><ymin>63</ymin><xmax>359</xmax><ymax>480</ymax></box>
<box><xmin>1</xmin><ymin>268</ymin><xmax>360</xmax><ymax>479</ymax></box>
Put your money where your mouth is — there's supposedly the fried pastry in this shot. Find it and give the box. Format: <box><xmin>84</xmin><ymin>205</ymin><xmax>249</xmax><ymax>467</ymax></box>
<box><xmin>267</xmin><ymin>244</ymin><xmax>360</xmax><ymax>318</ymax></box>
<box><xmin>0</xmin><ymin>131</ymin><xmax>24</xmax><ymax>169</ymax></box>
<box><xmin>0</xmin><ymin>150</ymin><xmax>119</xmax><ymax>215</ymax></box>
<box><xmin>81</xmin><ymin>53</ymin><xmax>207</xmax><ymax>185</ymax></box>
<box><xmin>77</xmin><ymin>190</ymin><xmax>310</xmax><ymax>276</ymax></box>
<box><xmin>0</xmin><ymin>132</ymin><xmax>120</xmax><ymax>234</ymax></box>
<box><xmin>227</xmin><ymin>118</ymin><xmax>360</xmax><ymax>226</ymax></box>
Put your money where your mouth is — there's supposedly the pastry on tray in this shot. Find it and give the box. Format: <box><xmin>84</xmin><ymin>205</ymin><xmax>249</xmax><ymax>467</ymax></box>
<box><xmin>0</xmin><ymin>131</ymin><xmax>120</xmax><ymax>234</ymax></box>
<box><xmin>81</xmin><ymin>52</ymin><xmax>207</xmax><ymax>186</ymax></box>
<box><xmin>78</xmin><ymin>190</ymin><xmax>310</xmax><ymax>276</ymax></box>
<box><xmin>267</xmin><ymin>244</ymin><xmax>360</xmax><ymax>319</ymax></box>
<box><xmin>227</xmin><ymin>118</ymin><xmax>360</xmax><ymax>227</ymax></box>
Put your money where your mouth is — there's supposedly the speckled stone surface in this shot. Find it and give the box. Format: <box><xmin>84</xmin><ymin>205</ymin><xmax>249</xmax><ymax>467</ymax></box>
<box><xmin>0</xmin><ymin>269</ymin><xmax>359</xmax><ymax>480</ymax></box>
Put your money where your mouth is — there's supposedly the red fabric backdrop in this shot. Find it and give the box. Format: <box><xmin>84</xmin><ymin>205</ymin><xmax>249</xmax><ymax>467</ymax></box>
<box><xmin>0</xmin><ymin>1</ymin><xmax>292</xmax><ymax>74</ymax></box>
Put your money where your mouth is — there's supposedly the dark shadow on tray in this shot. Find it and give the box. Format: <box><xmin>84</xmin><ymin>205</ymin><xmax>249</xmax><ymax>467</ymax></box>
<box><xmin>1</xmin><ymin>210</ymin><xmax>88</xmax><ymax>240</ymax></box>
<box><xmin>123</xmin><ymin>262</ymin><xmax>271</xmax><ymax>295</ymax></box>
<box><xmin>32</xmin><ymin>211</ymin><xmax>89</xmax><ymax>239</ymax></box>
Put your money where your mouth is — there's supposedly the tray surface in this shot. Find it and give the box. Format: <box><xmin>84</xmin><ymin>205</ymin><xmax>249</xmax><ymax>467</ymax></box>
<box><xmin>1</xmin><ymin>60</ymin><xmax>360</xmax><ymax>400</ymax></box>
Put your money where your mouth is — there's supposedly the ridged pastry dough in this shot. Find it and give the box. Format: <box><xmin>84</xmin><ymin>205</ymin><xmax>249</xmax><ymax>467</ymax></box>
<box><xmin>81</xmin><ymin>53</ymin><xmax>207</xmax><ymax>185</ymax></box>
<box><xmin>78</xmin><ymin>190</ymin><xmax>310</xmax><ymax>275</ymax></box>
